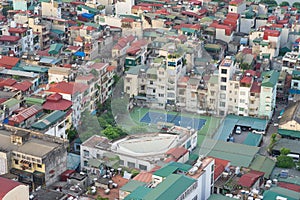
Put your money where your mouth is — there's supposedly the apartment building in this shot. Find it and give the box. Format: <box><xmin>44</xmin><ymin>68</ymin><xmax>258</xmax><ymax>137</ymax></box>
<box><xmin>258</xmin><ymin>70</ymin><xmax>280</xmax><ymax>119</ymax></box>
<box><xmin>250</xmin><ymin>28</ymin><xmax>281</xmax><ymax>59</ymax></box>
<box><xmin>122</xmin><ymin>157</ymin><xmax>214</xmax><ymax>200</ymax></box>
<box><xmin>0</xmin><ymin>126</ymin><xmax>67</xmax><ymax>190</ymax></box>
<box><xmin>217</xmin><ymin>56</ymin><xmax>237</xmax><ymax>116</ymax></box>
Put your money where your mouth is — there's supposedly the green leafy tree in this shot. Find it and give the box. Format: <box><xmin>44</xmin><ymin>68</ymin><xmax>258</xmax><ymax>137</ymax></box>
<box><xmin>96</xmin><ymin>196</ymin><xmax>109</xmax><ymax>200</ymax></box>
<box><xmin>276</xmin><ymin>155</ymin><xmax>295</xmax><ymax>168</ymax></box>
<box><xmin>67</xmin><ymin>128</ymin><xmax>78</xmax><ymax>141</ymax></box>
<box><xmin>293</xmin><ymin>2</ymin><xmax>300</xmax><ymax>9</ymax></box>
<box><xmin>240</xmin><ymin>63</ymin><xmax>251</xmax><ymax>70</ymax></box>
<box><xmin>101</xmin><ymin>125</ymin><xmax>126</xmax><ymax>140</ymax></box>
<box><xmin>279</xmin><ymin>1</ymin><xmax>289</xmax><ymax>6</ymax></box>
<box><xmin>280</xmin><ymin>148</ymin><xmax>291</xmax><ymax>156</ymax></box>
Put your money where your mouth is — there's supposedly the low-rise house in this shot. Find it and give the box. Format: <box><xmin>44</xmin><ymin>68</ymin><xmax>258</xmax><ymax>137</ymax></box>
<box><xmin>279</xmin><ymin>101</ymin><xmax>300</xmax><ymax>132</ymax></box>
<box><xmin>237</xmin><ymin>170</ymin><xmax>264</xmax><ymax>189</ymax></box>
<box><xmin>8</xmin><ymin>105</ymin><xmax>43</xmax><ymax>128</ymax></box>
<box><xmin>0</xmin><ymin>126</ymin><xmax>67</xmax><ymax>189</ymax></box>
<box><xmin>31</xmin><ymin>110</ymin><xmax>68</xmax><ymax>139</ymax></box>
<box><xmin>0</xmin><ymin>55</ymin><xmax>20</xmax><ymax>69</ymax></box>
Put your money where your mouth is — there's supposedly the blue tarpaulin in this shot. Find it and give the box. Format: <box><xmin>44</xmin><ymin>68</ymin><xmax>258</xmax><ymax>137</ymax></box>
<box><xmin>74</xmin><ymin>51</ymin><xmax>85</xmax><ymax>57</ymax></box>
<box><xmin>82</xmin><ymin>13</ymin><xmax>94</xmax><ymax>19</ymax></box>
<box><xmin>289</xmin><ymin>89</ymin><xmax>300</xmax><ymax>94</ymax></box>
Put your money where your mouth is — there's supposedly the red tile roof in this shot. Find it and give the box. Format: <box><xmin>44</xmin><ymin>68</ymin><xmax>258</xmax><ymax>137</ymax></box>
<box><xmin>166</xmin><ymin>147</ymin><xmax>188</xmax><ymax>160</ymax></box>
<box><xmin>107</xmin><ymin>65</ymin><xmax>116</xmax><ymax>72</ymax></box>
<box><xmin>47</xmin><ymin>81</ymin><xmax>88</xmax><ymax>95</ymax></box>
<box><xmin>121</xmin><ymin>18</ymin><xmax>135</xmax><ymax>23</ymax></box>
<box><xmin>89</xmin><ymin>62</ymin><xmax>108</xmax><ymax>70</ymax></box>
<box><xmin>229</xmin><ymin>0</ymin><xmax>243</xmax><ymax>5</ymax></box>
<box><xmin>43</xmin><ymin>98</ymin><xmax>72</xmax><ymax>111</ymax></box>
<box><xmin>47</xmin><ymin>93</ymin><xmax>62</xmax><ymax>101</ymax></box>
<box><xmin>277</xmin><ymin>182</ymin><xmax>300</xmax><ymax>192</ymax></box>
<box><xmin>113</xmin><ymin>35</ymin><xmax>136</xmax><ymax>50</ymax></box>
<box><xmin>267</xmin><ymin>15</ymin><xmax>277</xmax><ymax>23</ymax></box>
<box><xmin>240</xmin><ymin>76</ymin><xmax>252</xmax><ymax>84</ymax></box>
<box><xmin>210</xmin><ymin>157</ymin><xmax>230</xmax><ymax>180</ymax></box>
<box><xmin>11</xmin><ymin>81</ymin><xmax>32</xmax><ymax>91</ymax></box>
<box><xmin>0</xmin><ymin>177</ymin><xmax>24</xmax><ymax>199</ymax></box>
<box><xmin>9</xmin><ymin>105</ymin><xmax>42</xmax><ymax>124</ymax></box>
<box><xmin>210</xmin><ymin>22</ymin><xmax>234</xmax><ymax>36</ymax></box>
<box><xmin>8</xmin><ymin>27</ymin><xmax>27</xmax><ymax>34</ymax></box>
<box><xmin>0</xmin><ymin>56</ymin><xmax>20</xmax><ymax>69</ymax></box>
<box><xmin>250</xmin><ymin>81</ymin><xmax>261</xmax><ymax>93</ymax></box>
<box><xmin>133</xmin><ymin>171</ymin><xmax>152</xmax><ymax>183</ymax></box>
<box><xmin>263</xmin><ymin>29</ymin><xmax>280</xmax><ymax>40</ymax></box>
<box><xmin>0</xmin><ymin>78</ymin><xmax>17</xmax><ymax>87</ymax></box>
<box><xmin>0</xmin><ymin>98</ymin><xmax>8</xmax><ymax>104</ymax></box>
<box><xmin>238</xmin><ymin>170</ymin><xmax>264</xmax><ymax>188</ymax></box>
<box><xmin>0</xmin><ymin>35</ymin><xmax>21</xmax><ymax>42</ymax></box>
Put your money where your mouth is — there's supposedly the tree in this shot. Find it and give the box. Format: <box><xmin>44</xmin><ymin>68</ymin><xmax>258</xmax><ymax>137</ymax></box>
<box><xmin>276</xmin><ymin>155</ymin><xmax>295</xmax><ymax>168</ymax></box>
<box><xmin>240</xmin><ymin>63</ymin><xmax>251</xmax><ymax>70</ymax></box>
<box><xmin>268</xmin><ymin>133</ymin><xmax>278</xmax><ymax>153</ymax></box>
<box><xmin>279</xmin><ymin>1</ymin><xmax>289</xmax><ymax>6</ymax></box>
<box><xmin>280</xmin><ymin>148</ymin><xmax>291</xmax><ymax>156</ymax></box>
<box><xmin>67</xmin><ymin>128</ymin><xmax>78</xmax><ymax>141</ymax></box>
<box><xmin>293</xmin><ymin>2</ymin><xmax>300</xmax><ymax>9</ymax></box>
<box><xmin>96</xmin><ymin>196</ymin><xmax>109</xmax><ymax>200</ymax></box>
<box><xmin>101</xmin><ymin>125</ymin><xmax>126</xmax><ymax>140</ymax></box>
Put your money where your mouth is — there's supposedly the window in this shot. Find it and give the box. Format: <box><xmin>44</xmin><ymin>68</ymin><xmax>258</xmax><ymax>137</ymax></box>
<box><xmin>294</xmin><ymin>82</ymin><xmax>298</xmax><ymax>87</ymax></box>
<box><xmin>219</xmin><ymin>102</ymin><xmax>225</xmax><ymax>107</ymax></box>
<box><xmin>83</xmin><ymin>161</ymin><xmax>88</xmax><ymax>167</ymax></box>
<box><xmin>150</xmin><ymin>81</ymin><xmax>153</xmax><ymax>85</ymax></box>
<box><xmin>221</xmin><ymin>69</ymin><xmax>227</xmax><ymax>74</ymax></box>
<box><xmin>141</xmin><ymin>85</ymin><xmax>145</xmax><ymax>90</ymax></box>
<box><xmin>210</xmin><ymin>91</ymin><xmax>215</xmax><ymax>96</ymax></box>
<box><xmin>210</xmin><ymin>84</ymin><xmax>214</xmax><ymax>87</ymax></box>
<box><xmin>240</xmin><ymin>91</ymin><xmax>245</xmax><ymax>95</ymax></box>
<box><xmin>221</xmin><ymin>77</ymin><xmax>227</xmax><ymax>82</ymax></box>
<box><xmin>153</xmin><ymin>89</ymin><xmax>156</xmax><ymax>93</ymax></box>
<box><xmin>126</xmin><ymin>86</ymin><xmax>130</xmax><ymax>91</ymax></box>
<box><xmin>220</xmin><ymin>85</ymin><xmax>226</xmax><ymax>90</ymax></box>
<box><xmin>220</xmin><ymin>94</ymin><xmax>226</xmax><ymax>99</ymax></box>
<box><xmin>239</xmin><ymin>107</ymin><xmax>244</xmax><ymax>111</ymax></box>
<box><xmin>240</xmin><ymin>99</ymin><xmax>245</xmax><ymax>103</ymax></box>
<box><xmin>83</xmin><ymin>150</ymin><xmax>89</xmax><ymax>157</ymax></box>
<box><xmin>97</xmin><ymin>154</ymin><xmax>102</xmax><ymax>159</ymax></box>
<box><xmin>159</xmin><ymin>94</ymin><xmax>164</xmax><ymax>97</ymax></box>
<box><xmin>119</xmin><ymin>160</ymin><xmax>124</xmax><ymax>165</ymax></box>
<box><xmin>14</xmin><ymin>159</ymin><xmax>19</xmax><ymax>165</ymax></box>
<box><xmin>37</xmin><ymin>164</ymin><xmax>42</xmax><ymax>168</ymax></box>
<box><xmin>127</xmin><ymin>161</ymin><xmax>135</xmax><ymax>168</ymax></box>
<box><xmin>139</xmin><ymin>164</ymin><xmax>147</xmax><ymax>170</ymax></box>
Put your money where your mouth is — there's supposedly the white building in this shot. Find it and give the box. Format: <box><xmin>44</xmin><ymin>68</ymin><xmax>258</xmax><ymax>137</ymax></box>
<box><xmin>81</xmin><ymin>126</ymin><xmax>197</xmax><ymax>172</ymax></box>
<box><xmin>115</xmin><ymin>0</ymin><xmax>135</xmax><ymax>16</ymax></box>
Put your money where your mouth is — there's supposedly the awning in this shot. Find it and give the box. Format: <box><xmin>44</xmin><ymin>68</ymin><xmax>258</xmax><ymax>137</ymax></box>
<box><xmin>74</xmin><ymin>51</ymin><xmax>85</xmax><ymax>57</ymax></box>
<box><xmin>82</xmin><ymin>13</ymin><xmax>94</xmax><ymax>19</ymax></box>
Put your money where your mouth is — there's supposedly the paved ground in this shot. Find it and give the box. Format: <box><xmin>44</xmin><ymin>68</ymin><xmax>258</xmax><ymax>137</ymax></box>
<box><xmin>259</xmin><ymin>102</ymin><xmax>286</xmax><ymax>156</ymax></box>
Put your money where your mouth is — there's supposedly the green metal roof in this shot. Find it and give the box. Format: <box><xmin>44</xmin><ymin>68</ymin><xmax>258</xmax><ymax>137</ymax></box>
<box><xmin>208</xmin><ymin>194</ymin><xmax>235</xmax><ymax>200</ymax></box>
<box><xmin>124</xmin><ymin>186</ymin><xmax>152</xmax><ymax>200</ymax></box>
<box><xmin>278</xmin><ymin>129</ymin><xmax>300</xmax><ymax>139</ymax></box>
<box><xmin>25</xmin><ymin>97</ymin><xmax>46</xmax><ymax>106</ymax></box>
<box><xmin>22</xmin><ymin>65</ymin><xmax>48</xmax><ymax>73</ymax></box>
<box><xmin>78</xmin><ymin>5</ymin><xmax>99</xmax><ymax>14</ymax></box>
<box><xmin>153</xmin><ymin>166</ymin><xmax>178</xmax><ymax>178</ymax></box>
<box><xmin>51</xmin><ymin>29</ymin><xmax>65</xmax><ymax>35</ymax></box>
<box><xmin>181</xmin><ymin>27</ymin><xmax>196</xmax><ymax>34</ymax></box>
<box><xmin>120</xmin><ymin>180</ymin><xmax>146</xmax><ymax>192</ymax></box>
<box><xmin>143</xmin><ymin>174</ymin><xmax>196</xmax><ymax>200</ymax></box>
<box><xmin>200</xmin><ymin>138</ymin><xmax>259</xmax><ymax>167</ymax></box>
<box><xmin>48</xmin><ymin>43</ymin><xmax>63</xmax><ymax>55</ymax></box>
<box><xmin>249</xmin><ymin>155</ymin><xmax>276</xmax><ymax>179</ymax></box>
<box><xmin>272</xmin><ymin>138</ymin><xmax>300</xmax><ymax>154</ymax></box>
<box><xmin>243</xmin><ymin>132</ymin><xmax>262</xmax><ymax>146</ymax></box>
<box><xmin>261</xmin><ymin>70</ymin><xmax>280</xmax><ymax>88</ymax></box>
<box><xmin>1</xmin><ymin>98</ymin><xmax>20</xmax><ymax>108</ymax></box>
<box><xmin>277</xmin><ymin>176</ymin><xmax>300</xmax><ymax>186</ymax></box>
<box><xmin>31</xmin><ymin>110</ymin><xmax>66</xmax><ymax>130</ymax></box>
<box><xmin>263</xmin><ymin>186</ymin><xmax>300</xmax><ymax>200</ymax></box>
<box><xmin>126</xmin><ymin>65</ymin><xmax>148</xmax><ymax>75</ymax></box>
<box><xmin>153</xmin><ymin>162</ymin><xmax>192</xmax><ymax>178</ymax></box>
